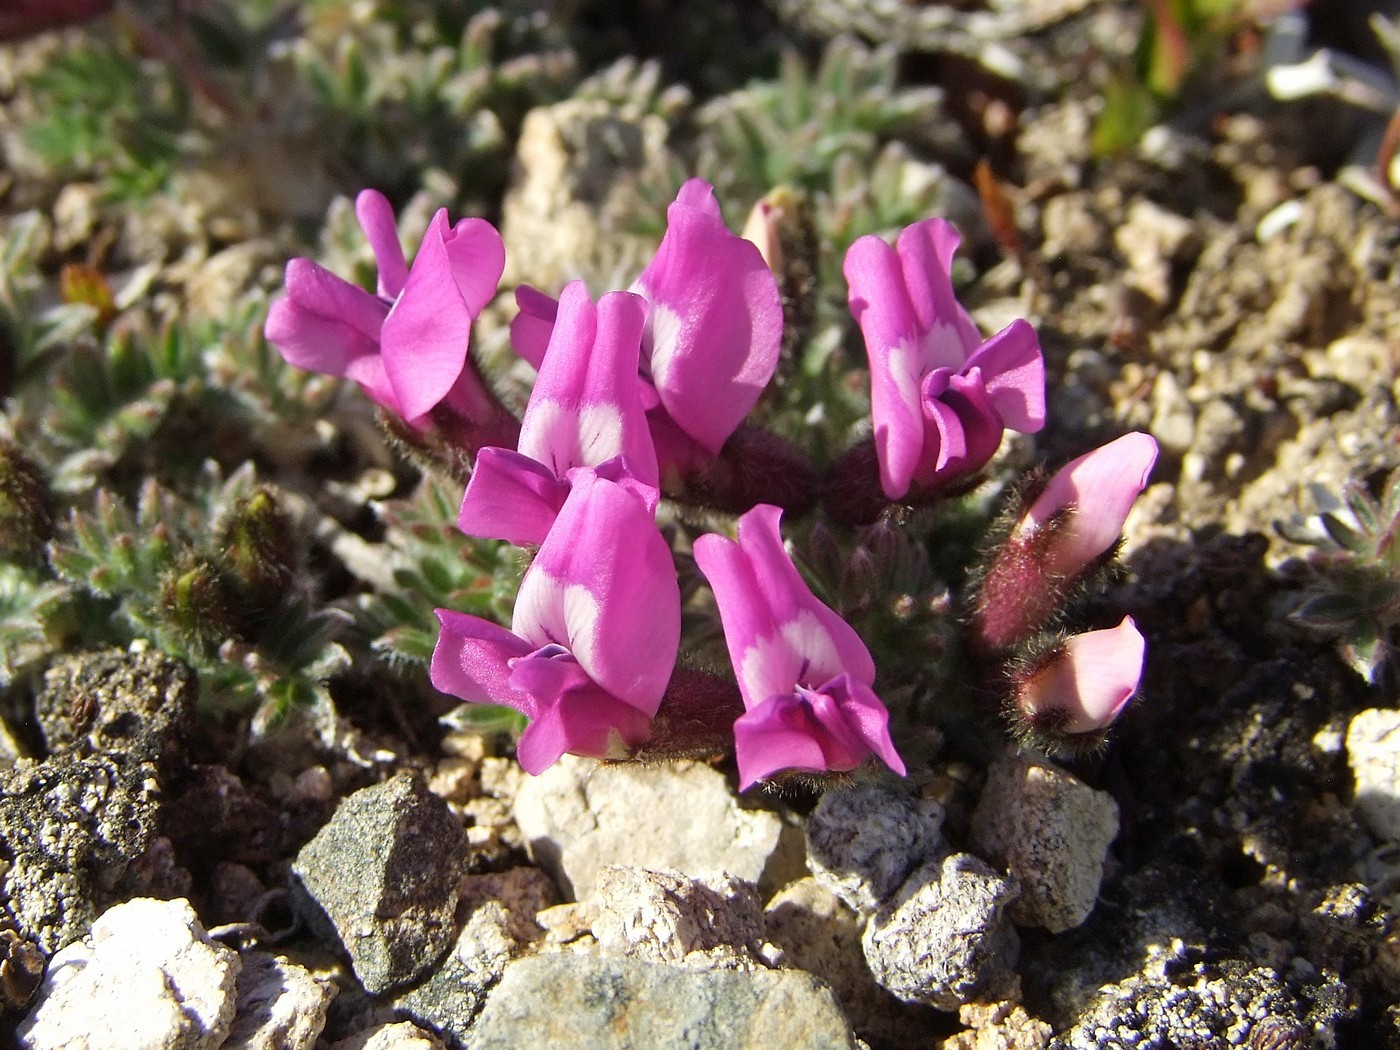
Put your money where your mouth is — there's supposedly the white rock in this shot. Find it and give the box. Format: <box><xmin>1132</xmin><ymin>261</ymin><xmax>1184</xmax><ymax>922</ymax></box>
<box><xmin>592</xmin><ymin>866</ymin><xmax>763</xmax><ymax>969</ymax></box>
<box><xmin>17</xmin><ymin>897</ymin><xmax>241</xmax><ymax>1050</ymax></box>
<box><xmin>513</xmin><ymin>756</ymin><xmax>784</xmax><ymax>900</ymax></box>
<box><xmin>221</xmin><ymin>951</ymin><xmax>336</xmax><ymax>1050</ymax></box>
<box><xmin>329</xmin><ymin>1021</ymin><xmax>447</xmax><ymax>1050</ymax></box>
<box><xmin>970</xmin><ymin>753</ymin><xmax>1119</xmax><ymax>933</ymax></box>
<box><xmin>1347</xmin><ymin>708</ymin><xmax>1400</xmax><ymax>842</ymax></box>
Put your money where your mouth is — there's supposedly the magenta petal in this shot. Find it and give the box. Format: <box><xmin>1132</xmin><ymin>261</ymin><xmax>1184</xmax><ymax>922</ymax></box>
<box><xmin>380</xmin><ymin>210</ymin><xmax>476</xmax><ymax>421</ymax></box>
<box><xmin>812</xmin><ymin>674</ymin><xmax>906</xmax><ymax>776</ymax></box>
<box><xmin>355</xmin><ymin>189</ymin><xmax>408</xmax><ymax>299</ymax></box>
<box><xmin>512</xmin><ymin>470</ymin><xmax>678</xmax><ymax>714</ymax></box>
<box><xmin>514</xmin><ymin>684</ymin><xmax>653</xmax><ymax>773</ymax></box>
<box><xmin>443</xmin><ymin>216</ymin><xmax>506</xmax><ymax>317</ymax></box>
<box><xmin>266</xmin><ymin>259</ymin><xmax>388</xmax><ymax>376</ymax></box>
<box><xmin>674</xmin><ymin>177</ymin><xmax>724</xmax><ymax>219</ymax></box>
<box><xmin>518</xmin><ymin>283</ymin><xmax>657</xmax><ymax>487</ymax></box>
<box><xmin>510</xmin><ymin>285</ymin><xmax>559</xmax><ymax>370</ymax></box>
<box><xmin>966</xmin><ymin>318</ymin><xmax>1046</xmax><ymax>434</ymax></box>
<box><xmin>430</xmin><ymin>609</ymin><xmax>534</xmax><ymax>714</ymax></box>
<box><xmin>1025</xmin><ymin>432</ymin><xmax>1159</xmax><ymax>577</ymax></box>
<box><xmin>920</xmin><ymin>370</ymin><xmax>1002</xmax><ymax>479</ymax></box>
<box><xmin>844</xmin><ymin>236</ymin><xmax>926</xmax><ymax>499</ymax></box>
<box><xmin>1020</xmin><ymin>617</ymin><xmax>1145</xmax><ymax>733</ymax></box>
<box><xmin>693</xmin><ymin>504</ymin><xmax>875</xmax><ymax>710</ymax></box>
<box><xmin>733</xmin><ymin>695</ymin><xmax>829</xmax><ymax>790</ymax></box>
<box><xmin>634</xmin><ymin>186</ymin><xmax>782</xmax><ymax>454</ymax></box>
<box><xmin>894</xmin><ymin>219</ymin><xmax>982</xmax><ymax>365</ymax></box>
<box><xmin>457</xmin><ymin>447</ymin><xmax>569</xmax><ymax>546</ymax></box>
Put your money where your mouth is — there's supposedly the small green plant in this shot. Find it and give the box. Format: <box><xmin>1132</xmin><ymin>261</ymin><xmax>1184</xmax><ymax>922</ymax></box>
<box><xmin>1285</xmin><ymin>469</ymin><xmax>1400</xmax><ymax>686</ymax></box>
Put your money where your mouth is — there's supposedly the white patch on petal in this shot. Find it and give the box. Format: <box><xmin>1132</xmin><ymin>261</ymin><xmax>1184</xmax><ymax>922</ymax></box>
<box><xmin>577</xmin><ymin>403</ymin><xmax>625</xmax><ymax>465</ymax></box>
<box><xmin>739</xmin><ymin>611</ymin><xmax>837</xmax><ymax>701</ymax></box>
<box><xmin>645</xmin><ymin>302</ymin><xmax>685</xmax><ymax>393</ymax></box>
<box><xmin>887</xmin><ymin>338</ymin><xmax>924</xmax><ymax>417</ymax></box>
<box><xmin>561</xmin><ymin>581</ymin><xmax>603</xmax><ymax>667</ymax></box>
<box><xmin>920</xmin><ymin>320</ymin><xmax>969</xmax><ymax>371</ymax></box>
<box><xmin>513</xmin><ymin>568</ymin><xmax>569</xmax><ymax>649</ymax></box>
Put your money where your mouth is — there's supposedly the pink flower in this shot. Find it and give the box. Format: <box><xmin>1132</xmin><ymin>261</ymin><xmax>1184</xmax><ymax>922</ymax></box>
<box><xmin>431</xmin><ymin>469</ymin><xmax>679</xmax><ymax>773</ymax></box>
<box><xmin>972</xmin><ymin>432</ymin><xmax>1159</xmax><ymax>652</ymax></box>
<box><xmin>693</xmin><ymin>505</ymin><xmax>905</xmax><ymax>789</ymax></box>
<box><xmin>457</xmin><ymin>282</ymin><xmax>658</xmax><ymax>546</ymax></box>
<box><xmin>844</xmin><ymin>218</ymin><xmax>1046</xmax><ymax>500</ymax></box>
<box><xmin>510</xmin><ymin>179</ymin><xmax>783</xmax><ymax>460</ymax></box>
<box><xmin>1012</xmin><ymin>617</ymin><xmax>1146</xmax><ymax>735</ymax></box>
<box><xmin>265</xmin><ymin>189</ymin><xmax>505</xmax><ymax>427</ymax></box>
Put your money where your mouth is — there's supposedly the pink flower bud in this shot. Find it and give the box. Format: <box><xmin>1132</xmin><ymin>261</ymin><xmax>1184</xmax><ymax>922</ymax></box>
<box><xmin>1012</xmin><ymin>617</ymin><xmax>1146</xmax><ymax>738</ymax></box>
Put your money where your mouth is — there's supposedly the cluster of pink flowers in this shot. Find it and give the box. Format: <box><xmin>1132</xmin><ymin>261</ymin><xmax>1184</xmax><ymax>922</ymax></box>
<box><xmin>265</xmin><ymin>180</ymin><xmax>1157</xmax><ymax>788</ymax></box>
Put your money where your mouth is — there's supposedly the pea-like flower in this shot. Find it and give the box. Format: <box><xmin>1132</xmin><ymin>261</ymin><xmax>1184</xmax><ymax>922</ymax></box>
<box><xmin>845</xmin><ymin>218</ymin><xmax>1046</xmax><ymax>500</ymax></box>
<box><xmin>511</xmin><ymin>179</ymin><xmax>783</xmax><ymax>461</ymax></box>
<box><xmin>458</xmin><ymin>282</ymin><xmax>658</xmax><ymax>547</ymax></box>
<box><xmin>265</xmin><ymin>189</ymin><xmax>506</xmax><ymax>427</ymax></box>
<box><xmin>431</xmin><ymin>468</ymin><xmax>679</xmax><ymax>773</ymax></box>
<box><xmin>693</xmin><ymin>504</ymin><xmax>905</xmax><ymax>789</ymax></box>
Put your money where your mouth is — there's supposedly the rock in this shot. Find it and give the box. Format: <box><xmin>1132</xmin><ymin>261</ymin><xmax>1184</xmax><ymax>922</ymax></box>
<box><xmin>805</xmin><ymin>783</ymin><xmax>946</xmax><ymax>915</ymax></box>
<box><xmin>512</xmin><ymin>755</ymin><xmax>785</xmax><ymax>900</ymax></box>
<box><xmin>1053</xmin><ymin>951</ymin><xmax>1319</xmax><ymax>1050</ymax></box>
<box><xmin>862</xmin><ymin>854</ymin><xmax>1020</xmax><ymax>1010</ymax></box>
<box><xmin>1347</xmin><ymin>708</ymin><xmax>1400</xmax><ymax>843</ymax></box>
<box><xmin>292</xmin><ymin>772</ymin><xmax>468</xmax><ymax>994</ymax></box>
<box><xmin>16</xmin><ymin>897</ymin><xmax>241</xmax><ymax>1050</ymax></box>
<box><xmin>221</xmin><ymin>951</ymin><xmax>336</xmax><ymax>1050</ymax></box>
<box><xmin>764</xmin><ymin>877</ymin><xmax>935</xmax><ymax>1047</ymax></box>
<box><xmin>457</xmin><ymin>867</ymin><xmax>556</xmax><ymax>945</ymax></box>
<box><xmin>469</xmin><ymin>953</ymin><xmax>859</xmax><ymax>1049</ymax></box>
<box><xmin>592</xmin><ymin>866</ymin><xmax>764</xmax><ymax>969</ymax></box>
<box><xmin>330</xmin><ymin>1022</ymin><xmax>447</xmax><ymax>1050</ymax></box>
<box><xmin>501</xmin><ymin>99</ymin><xmax>674</xmax><ymax>291</ymax></box>
<box><xmin>35</xmin><ymin>648</ymin><xmax>195</xmax><ymax>775</ymax></box>
<box><xmin>0</xmin><ymin>752</ymin><xmax>161</xmax><ymax>952</ymax></box>
<box><xmin>945</xmin><ymin>1001</ymin><xmax>1053</xmax><ymax>1050</ymax></box>
<box><xmin>969</xmin><ymin>753</ymin><xmax>1120</xmax><ymax>933</ymax></box>
<box><xmin>0</xmin><ymin>920</ymin><xmax>45</xmax><ymax>1015</ymax></box>
<box><xmin>1113</xmin><ymin>199</ymin><xmax>1201</xmax><ymax>305</ymax></box>
<box><xmin>392</xmin><ymin>901</ymin><xmax>522</xmax><ymax>1047</ymax></box>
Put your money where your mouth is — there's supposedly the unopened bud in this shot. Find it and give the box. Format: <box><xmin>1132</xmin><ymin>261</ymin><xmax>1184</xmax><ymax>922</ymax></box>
<box><xmin>0</xmin><ymin>440</ymin><xmax>53</xmax><ymax>564</ymax></box>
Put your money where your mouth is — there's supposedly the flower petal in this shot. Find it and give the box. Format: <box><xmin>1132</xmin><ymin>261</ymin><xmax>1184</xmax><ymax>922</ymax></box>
<box><xmin>634</xmin><ymin>180</ymin><xmax>782</xmax><ymax>453</ymax></box>
<box><xmin>514</xmin><ymin>682</ymin><xmax>653</xmax><ymax>773</ymax></box>
<box><xmin>733</xmin><ymin>694</ymin><xmax>829</xmax><ymax>789</ymax></box>
<box><xmin>355</xmin><ymin>189</ymin><xmax>408</xmax><ymax>299</ymax></box>
<box><xmin>518</xmin><ymin>283</ymin><xmax>658</xmax><ymax>487</ymax></box>
<box><xmin>512</xmin><ymin>470</ymin><xmax>678</xmax><ymax>714</ymax></box>
<box><xmin>457</xmin><ymin>447</ymin><xmax>570</xmax><ymax>546</ymax></box>
<box><xmin>694</xmin><ymin>504</ymin><xmax>874</xmax><ymax>709</ymax></box>
<box><xmin>965</xmin><ymin>317</ymin><xmax>1045</xmax><ymax>434</ymax></box>
<box><xmin>894</xmin><ymin>218</ymin><xmax>982</xmax><ymax>366</ymax></box>
<box><xmin>380</xmin><ymin>210</ymin><xmax>483</xmax><ymax>421</ymax></box>
<box><xmin>430</xmin><ymin>609</ymin><xmax>535</xmax><ymax>714</ymax></box>
<box><xmin>1025</xmin><ymin>432</ymin><xmax>1159</xmax><ymax>578</ymax></box>
<box><xmin>265</xmin><ymin>259</ymin><xmax>387</xmax><ymax>377</ymax></box>
<box><xmin>443</xmin><ymin>216</ymin><xmax>506</xmax><ymax>317</ymax></box>
<box><xmin>1018</xmin><ymin>616</ymin><xmax>1145</xmax><ymax>733</ymax></box>
<box><xmin>510</xmin><ymin>285</ymin><xmax>558</xmax><ymax>371</ymax></box>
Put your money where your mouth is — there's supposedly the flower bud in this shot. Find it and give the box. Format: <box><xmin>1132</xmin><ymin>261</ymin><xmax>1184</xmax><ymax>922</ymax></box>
<box><xmin>0</xmin><ymin>440</ymin><xmax>53</xmax><ymax>565</ymax></box>
<box><xmin>1007</xmin><ymin>617</ymin><xmax>1145</xmax><ymax>751</ymax></box>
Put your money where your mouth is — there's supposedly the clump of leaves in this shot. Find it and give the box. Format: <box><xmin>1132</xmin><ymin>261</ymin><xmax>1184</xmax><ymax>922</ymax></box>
<box><xmin>355</xmin><ymin>473</ymin><xmax>525</xmax><ymax>734</ymax></box>
<box><xmin>1284</xmin><ymin>469</ymin><xmax>1400</xmax><ymax>686</ymax></box>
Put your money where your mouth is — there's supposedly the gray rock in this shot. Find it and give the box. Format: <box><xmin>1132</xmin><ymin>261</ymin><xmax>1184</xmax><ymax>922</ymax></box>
<box><xmin>292</xmin><ymin>772</ymin><xmax>468</xmax><ymax>994</ymax></box>
<box><xmin>512</xmin><ymin>756</ymin><xmax>785</xmax><ymax>901</ymax></box>
<box><xmin>469</xmin><ymin>953</ymin><xmax>859</xmax><ymax>1049</ymax></box>
<box><xmin>764</xmin><ymin>877</ymin><xmax>934</xmax><ymax>1048</ymax></box>
<box><xmin>970</xmin><ymin>753</ymin><xmax>1120</xmax><ymax>933</ymax></box>
<box><xmin>16</xmin><ymin>897</ymin><xmax>241</xmax><ymax>1050</ymax></box>
<box><xmin>862</xmin><ymin>854</ymin><xmax>1020</xmax><ymax>1010</ymax></box>
<box><xmin>1347</xmin><ymin>708</ymin><xmax>1400</xmax><ymax>842</ymax></box>
<box><xmin>393</xmin><ymin>901</ymin><xmax>521</xmax><ymax>1047</ymax></box>
<box><xmin>222</xmin><ymin>951</ymin><xmax>336</xmax><ymax>1050</ymax></box>
<box><xmin>592</xmin><ymin>866</ymin><xmax>764</xmax><ymax>968</ymax></box>
<box><xmin>1052</xmin><ymin>952</ymin><xmax>1318</xmax><ymax>1050</ymax></box>
<box><xmin>805</xmin><ymin>784</ymin><xmax>946</xmax><ymax>915</ymax></box>
<box><xmin>35</xmin><ymin>648</ymin><xmax>195</xmax><ymax>774</ymax></box>
<box><xmin>0</xmin><ymin>752</ymin><xmax>161</xmax><ymax>952</ymax></box>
